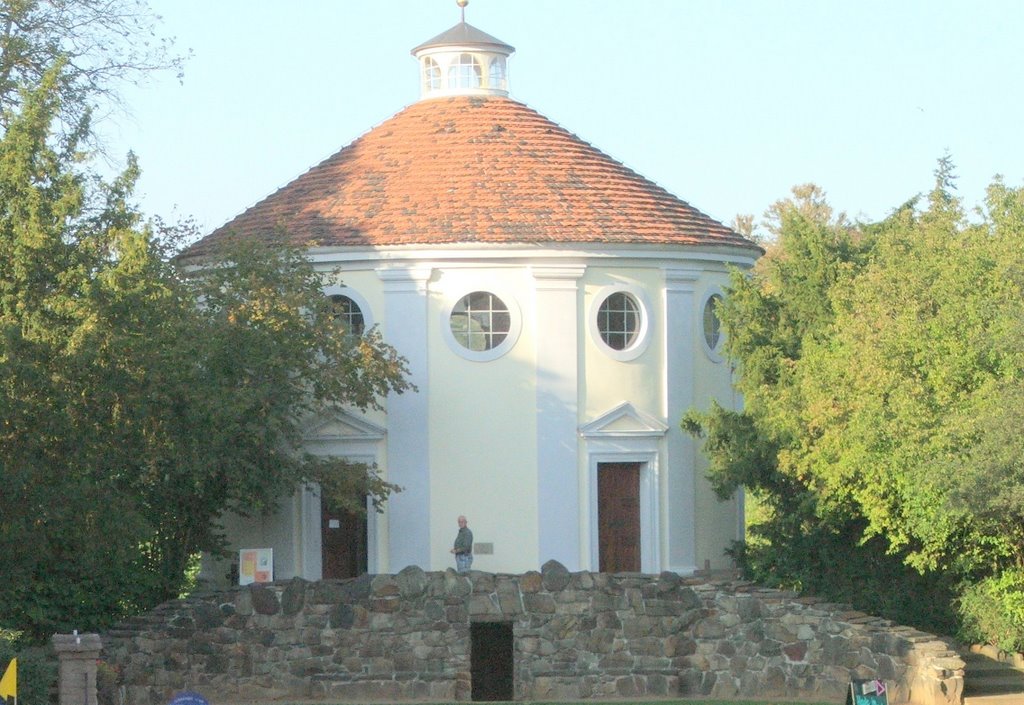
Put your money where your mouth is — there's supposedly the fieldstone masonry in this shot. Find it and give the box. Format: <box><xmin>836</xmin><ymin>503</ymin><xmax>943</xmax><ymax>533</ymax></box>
<box><xmin>102</xmin><ymin>561</ymin><xmax>964</xmax><ymax>704</ymax></box>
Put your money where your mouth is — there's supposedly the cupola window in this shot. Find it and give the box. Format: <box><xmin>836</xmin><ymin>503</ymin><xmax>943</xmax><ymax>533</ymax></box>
<box><xmin>448</xmin><ymin>53</ymin><xmax>482</xmax><ymax>89</ymax></box>
<box><xmin>488</xmin><ymin>57</ymin><xmax>506</xmax><ymax>90</ymax></box>
<box><xmin>450</xmin><ymin>291</ymin><xmax>510</xmax><ymax>351</ymax></box>
<box><xmin>422</xmin><ymin>57</ymin><xmax>442</xmax><ymax>92</ymax></box>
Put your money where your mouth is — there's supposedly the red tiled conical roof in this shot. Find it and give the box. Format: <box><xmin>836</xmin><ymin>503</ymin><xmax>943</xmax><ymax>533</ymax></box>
<box><xmin>185</xmin><ymin>96</ymin><xmax>757</xmax><ymax>256</ymax></box>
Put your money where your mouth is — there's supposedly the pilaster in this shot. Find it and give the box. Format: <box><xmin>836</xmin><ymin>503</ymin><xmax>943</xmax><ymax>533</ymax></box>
<box><xmin>531</xmin><ymin>265</ymin><xmax>585</xmax><ymax>569</ymax></box>
<box><xmin>378</xmin><ymin>265</ymin><xmax>433</xmax><ymax>571</ymax></box>
<box><xmin>662</xmin><ymin>267</ymin><xmax>701</xmax><ymax>574</ymax></box>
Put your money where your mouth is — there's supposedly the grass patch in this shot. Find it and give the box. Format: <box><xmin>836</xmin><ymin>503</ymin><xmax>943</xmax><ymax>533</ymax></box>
<box><xmin>256</xmin><ymin>701</ymin><xmax>836</xmax><ymax>705</ymax></box>
<box><xmin>522</xmin><ymin>701</ymin><xmax>834</xmax><ymax>705</ymax></box>
<box><xmin>511</xmin><ymin>701</ymin><xmax>833</xmax><ymax>705</ymax></box>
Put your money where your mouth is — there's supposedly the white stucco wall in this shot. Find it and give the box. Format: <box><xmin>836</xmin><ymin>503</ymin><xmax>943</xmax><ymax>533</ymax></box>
<box><xmin>428</xmin><ymin>266</ymin><xmax>539</xmax><ymax>573</ymax></box>
<box><xmin>581</xmin><ymin>274</ymin><xmax>664</xmax><ymax>410</ymax></box>
<box><xmin>205</xmin><ymin>245</ymin><xmax>757</xmax><ymax>587</ymax></box>
<box><xmin>201</xmin><ymin>491</ymin><xmax>304</xmax><ymax>585</ymax></box>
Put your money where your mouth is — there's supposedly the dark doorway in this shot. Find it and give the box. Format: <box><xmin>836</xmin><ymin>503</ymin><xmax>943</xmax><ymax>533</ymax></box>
<box><xmin>598</xmin><ymin>462</ymin><xmax>642</xmax><ymax>572</ymax></box>
<box><xmin>471</xmin><ymin>622</ymin><xmax>513</xmax><ymax>701</ymax></box>
<box><xmin>321</xmin><ymin>495</ymin><xmax>367</xmax><ymax>579</ymax></box>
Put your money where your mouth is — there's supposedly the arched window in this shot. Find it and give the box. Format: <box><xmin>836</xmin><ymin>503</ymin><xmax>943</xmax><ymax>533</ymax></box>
<box><xmin>422</xmin><ymin>57</ymin><xmax>441</xmax><ymax>92</ymax></box>
<box><xmin>326</xmin><ymin>294</ymin><xmax>365</xmax><ymax>336</ymax></box>
<box><xmin>597</xmin><ymin>292</ymin><xmax>641</xmax><ymax>351</ymax></box>
<box><xmin>488</xmin><ymin>57</ymin><xmax>506</xmax><ymax>90</ymax></box>
<box><xmin>448</xmin><ymin>53</ymin><xmax>481</xmax><ymax>89</ymax></box>
<box><xmin>450</xmin><ymin>291</ymin><xmax>510</xmax><ymax>351</ymax></box>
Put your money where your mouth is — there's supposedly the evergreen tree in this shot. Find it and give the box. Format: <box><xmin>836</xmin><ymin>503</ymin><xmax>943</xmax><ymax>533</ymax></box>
<box><xmin>684</xmin><ymin>169</ymin><xmax>1024</xmax><ymax>637</ymax></box>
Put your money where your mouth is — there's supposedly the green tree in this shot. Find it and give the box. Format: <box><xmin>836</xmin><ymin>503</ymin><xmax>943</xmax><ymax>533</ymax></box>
<box><xmin>791</xmin><ymin>164</ymin><xmax>1024</xmax><ymax>576</ymax></box>
<box><xmin>683</xmin><ymin>176</ymin><xmax>998</xmax><ymax>635</ymax></box>
<box><xmin>0</xmin><ymin>70</ymin><xmax>410</xmax><ymax>640</ymax></box>
<box><xmin>0</xmin><ymin>0</ymin><xmax>184</xmax><ymax>134</ymax></box>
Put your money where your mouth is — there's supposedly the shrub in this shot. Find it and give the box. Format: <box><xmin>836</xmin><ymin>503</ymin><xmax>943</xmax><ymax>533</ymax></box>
<box><xmin>733</xmin><ymin>517</ymin><xmax>959</xmax><ymax>637</ymax></box>
<box><xmin>958</xmin><ymin>569</ymin><xmax>1024</xmax><ymax>653</ymax></box>
<box><xmin>0</xmin><ymin>629</ymin><xmax>57</xmax><ymax>705</ymax></box>
<box><xmin>96</xmin><ymin>659</ymin><xmax>123</xmax><ymax>705</ymax></box>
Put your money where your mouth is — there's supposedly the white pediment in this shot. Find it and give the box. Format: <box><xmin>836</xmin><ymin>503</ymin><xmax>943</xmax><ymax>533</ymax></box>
<box><xmin>303</xmin><ymin>408</ymin><xmax>386</xmax><ymax>443</ymax></box>
<box><xmin>578</xmin><ymin>402</ymin><xmax>668</xmax><ymax>439</ymax></box>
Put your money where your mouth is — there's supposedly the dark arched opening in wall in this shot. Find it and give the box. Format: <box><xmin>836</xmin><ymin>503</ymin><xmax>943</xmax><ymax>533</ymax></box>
<box><xmin>471</xmin><ymin>621</ymin><xmax>514</xmax><ymax>701</ymax></box>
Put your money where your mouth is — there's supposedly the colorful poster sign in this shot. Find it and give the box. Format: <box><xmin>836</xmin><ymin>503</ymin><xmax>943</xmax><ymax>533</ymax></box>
<box><xmin>846</xmin><ymin>679</ymin><xmax>888</xmax><ymax>705</ymax></box>
<box><xmin>238</xmin><ymin>548</ymin><xmax>273</xmax><ymax>585</ymax></box>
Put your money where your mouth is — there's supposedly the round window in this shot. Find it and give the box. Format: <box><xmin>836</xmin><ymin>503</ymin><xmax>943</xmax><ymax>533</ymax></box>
<box><xmin>597</xmin><ymin>291</ymin><xmax>641</xmax><ymax>351</ymax></box>
<box><xmin>703</xmin><ymin>294</ymin><xmax>724</xmax><ymax>352</ymax></box>
<box><xmin>325</xmin><ymin>294</ymin><xmax>365</xmax><ymax>336</ymax></box>
<box><xmin>449</xmin><ymin>291</ymin><xmax>511</xmax><ymax>352</ymax></box>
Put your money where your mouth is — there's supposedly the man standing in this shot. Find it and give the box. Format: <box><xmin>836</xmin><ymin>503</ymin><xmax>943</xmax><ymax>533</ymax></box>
<box><xmin>450</xmin><ymin>515</ymin><xmax>473</xmax><ymax>573</ymax></box>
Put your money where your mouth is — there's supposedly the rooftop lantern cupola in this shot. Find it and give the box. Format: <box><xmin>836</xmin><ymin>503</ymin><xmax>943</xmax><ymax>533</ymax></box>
<box><xmin>411</xmin><ymin>0</ymin><xmax>515</xmax><ymax>99</ymax></box>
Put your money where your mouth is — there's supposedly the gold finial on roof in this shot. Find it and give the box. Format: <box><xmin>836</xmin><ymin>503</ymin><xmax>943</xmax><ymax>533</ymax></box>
<box><xmin>457</xmin><ymin>0</ymin><xmax>468</xmax><ymax>22</ymax></box>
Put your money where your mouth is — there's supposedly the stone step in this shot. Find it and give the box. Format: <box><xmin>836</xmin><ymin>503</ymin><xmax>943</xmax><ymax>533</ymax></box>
<box><xmin>966</xmin><ymin>676</ymin><xmax>1024</xmax><ymax>692</ymax></box>
<box><xmin>102</xmin><ymin>629</ymin><xmax>140</xmax><ymax>639</ymax></box>
<box><xmin>964</xmin><ymin>695</ymin><xmax>1024</xmax><ymax>705</ymax></box>
<box><xmin>968</xmin><ymin>645</ymin><xmax>1024</xmax><ymax>665</ymax></box>
<box><xmin>962</xmin><ymin>648</ymin><xmax>1024</xmax><ymax>702</ymax></box>
<box><xmin>964</xmin><ymin>660</ymin><xmax>1024</xmax><ymax>677</ymax></box>
<box><xmin>963</xmin><ymin>652</ymin><xmax>1024</xmax><ymax>673</ymax></box>
<box><xmin>965</xmin><ymin>667</ymin><xmax>1024</xmax><ymax>683</ymax></box>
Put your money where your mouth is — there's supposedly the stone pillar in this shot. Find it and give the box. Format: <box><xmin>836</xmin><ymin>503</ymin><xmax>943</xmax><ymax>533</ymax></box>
<box><xmin>52</xmin><ymin>633</ymin><xmax>102</xmax><ymax>705</ymax></box>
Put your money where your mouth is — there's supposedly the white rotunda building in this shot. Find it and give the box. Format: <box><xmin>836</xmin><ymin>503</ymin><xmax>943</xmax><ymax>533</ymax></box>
<box><xmin>192</xmin><ymin>8</ymin><xmax>761</xmax><ymax>584</ymax></box>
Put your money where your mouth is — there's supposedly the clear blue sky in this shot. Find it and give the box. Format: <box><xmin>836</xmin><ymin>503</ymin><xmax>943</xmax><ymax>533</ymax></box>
<box><xmin>99</xmin><ymin>0</ymin><xmax>1024</xmax><ymax>238</ymax></box>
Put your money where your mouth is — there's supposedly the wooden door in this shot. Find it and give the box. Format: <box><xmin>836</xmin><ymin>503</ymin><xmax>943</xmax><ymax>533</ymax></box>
<box><xmin>598</xmin><ymin>462</ymin><xmax>641</xmax><ymax>572</ymax></box>
<box><xmin>321</xmin><ymin>496</ymin><xmax>368</xmax><ymax>579</ymax></box>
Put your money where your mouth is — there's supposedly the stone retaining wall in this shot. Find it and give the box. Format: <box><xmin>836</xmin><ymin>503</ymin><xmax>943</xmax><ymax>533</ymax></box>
<box><xmin>102</xmin><ymin>561</ymin><xmax>964</xmax><ymax>704</ymax></box>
